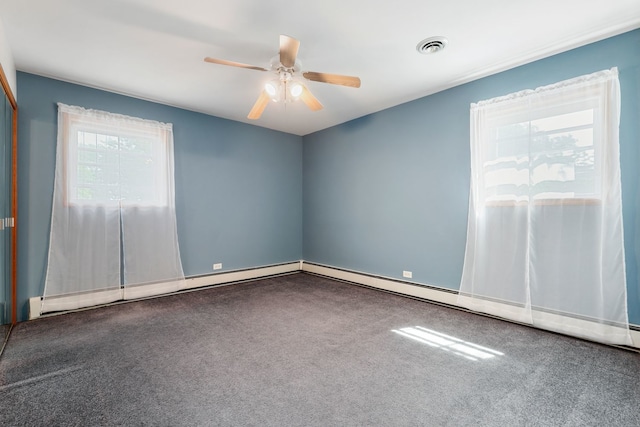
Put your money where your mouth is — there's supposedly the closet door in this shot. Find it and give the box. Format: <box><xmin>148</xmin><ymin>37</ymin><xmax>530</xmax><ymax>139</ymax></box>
<box><xmin>0</xmin><ymin>66</ymin><xmax>16</xmax><ymax>342</ymax></box>
<box><xmin>0</xmin><ymin>96</ymin><xmax>5</xmax><ymax>325</ymax></box>
<box><xmin>0</xmin><ymin>93</ymin><xmax>8</xmax><ymax>326</ymax></box>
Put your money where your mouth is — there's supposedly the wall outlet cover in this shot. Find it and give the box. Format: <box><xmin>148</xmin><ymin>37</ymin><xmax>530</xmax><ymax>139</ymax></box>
<box><xmin>213</xmin><ymin>263</ymin><xmax>223</xmax><ymax>270</ymax></box>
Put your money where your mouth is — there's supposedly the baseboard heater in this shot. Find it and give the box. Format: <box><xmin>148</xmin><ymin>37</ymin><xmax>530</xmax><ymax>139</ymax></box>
<box><xmin>29</xmin><ymin>261</ymin><xmax>302</xmax><ymax>319</ymax></box>
<box><xmin>28</xmin><ymin>260</ymin><xmax>640</xmax><ymax>349</ymax></box>
<box><xmin>300</xmin><ymin>262</ymin><xmax>640</xmax><ymax>350</ymax></box>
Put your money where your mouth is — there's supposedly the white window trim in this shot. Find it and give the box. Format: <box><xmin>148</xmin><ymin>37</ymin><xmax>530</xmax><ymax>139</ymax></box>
<box><xmin>474</xmin><ymin>76</ymin><xmax>610</xmax><ymax>205</ymax></box>
<box><xmin>59</xmin><ymin>104</ymin><xmax>171</xmax><ymax>207</ymax></box>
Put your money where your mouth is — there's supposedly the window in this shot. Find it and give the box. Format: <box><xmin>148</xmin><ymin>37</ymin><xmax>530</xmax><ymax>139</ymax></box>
<box><xmin>477</xmin><ymin>80</ymin><xmax>606</xmax><ymax>204</ymax></box>
<box><xmin>63</xmin><ymin>110</ymin><xmax>169</xmax><ymax>206</ymax></box>
<box><xmin>460</xmin><ymin>68</ymin><xmax>631</xmax><ymax>346</ymax></box>
<box><xmin>42</xmin><ymin>103</ymin><xmax>184</xmax><ymax>314</ymax></box>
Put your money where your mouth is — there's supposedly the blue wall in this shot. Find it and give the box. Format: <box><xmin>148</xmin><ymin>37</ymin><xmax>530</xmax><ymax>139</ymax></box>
<box><xmin>303</xmin><ymin>29</ymin><xmax>640</xmax><ymax>324</ymax></box>
<box><xmin>17</xmin><ymin>73</ymin><xmax>303</xmax><ymax>321</ymax></box>
<box><xmin>15</xmin><ymin>29</ymin><xmax>640</xmax><ymax>325</ymax></box>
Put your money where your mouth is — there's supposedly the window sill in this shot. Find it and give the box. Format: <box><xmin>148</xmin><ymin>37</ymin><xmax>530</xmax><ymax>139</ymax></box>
<box><xmin>484</xmin><ymin>198</ymin><xmax>602</xmax><ymax>207</ymax></box>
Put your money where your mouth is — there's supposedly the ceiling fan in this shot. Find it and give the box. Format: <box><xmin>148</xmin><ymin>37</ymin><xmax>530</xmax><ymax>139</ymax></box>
<box><xmin>204</xmin><ymin>35</ymin><xmax>361</xmax><ymax>120</ymax></box>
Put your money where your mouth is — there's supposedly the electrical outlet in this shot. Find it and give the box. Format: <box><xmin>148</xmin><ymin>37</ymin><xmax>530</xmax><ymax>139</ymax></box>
<box><xmin>403</xmin><ymin>270</ymin><xmax>412</xmax><ymax>279</ymax></box>
<box><xmin>213</xmin><ymin>263</ymin><xmax>222</xmax><ymax>271</ymax></box>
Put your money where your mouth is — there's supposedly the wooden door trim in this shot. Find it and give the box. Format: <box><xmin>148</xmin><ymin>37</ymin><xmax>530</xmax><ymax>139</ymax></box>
<box><xmin>0</xmin><ymin>63</ymin><xmax>17</xmax><ymax>324</ymax></box>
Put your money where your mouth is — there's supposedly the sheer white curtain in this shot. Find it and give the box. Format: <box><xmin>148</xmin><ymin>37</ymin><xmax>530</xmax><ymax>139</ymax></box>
<box><xmin>459</xmin><ymin>68</ymin><xmax>631</xmax><ymax>345</ymax></box>
<box><xmin>42</xmin><ymin>104</ymin><xmax>184</xmax><ymax>313</ymax></box>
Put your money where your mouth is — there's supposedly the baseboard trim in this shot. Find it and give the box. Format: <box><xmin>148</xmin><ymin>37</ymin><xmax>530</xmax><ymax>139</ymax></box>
<box><xmin>301</xmin><ymin>261</ymin><xmax>640</xmax><ymax>350</ymax></box>
<box><xmin>301</xmin><ymin>262</ymin><xmax>459</xmax><ymax>306</ymax></box>
<box><xmin>25</xmin><ymin>259</ymin><xmax>640</xmax><ymax>350</ymax></box>
<box><xmin>182</xmin><ymin>262</ymin><xmax>301</xmax><ymax>290</ymax></box>
<box><xmin>29</xmin><ymin>261</ymin><xmax>302</xmax><ymax>320</ymax></box>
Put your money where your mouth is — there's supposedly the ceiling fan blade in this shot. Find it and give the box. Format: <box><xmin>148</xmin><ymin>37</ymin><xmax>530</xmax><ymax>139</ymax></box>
<box><xmin>300</xmin><ymin>86</ymin><xmax>323</xmax><ymax>111</ymax></box>
<box><xmin>204</xmin><ymin>57</ymin><xmax>268</xmax><ymax>72</ymax></box>
<box><xmin>247</xmin><ymin>91</ymin><xmax>271</xmax><ymax>120</ymax></box>
<box><xmin>303</xmin><ymin>71</ymin><xmax>361</xmax><ymax>88</ymax></box>
<box><xmin>279</xmin><ymin>35</ymin><xmax>300</xmax><ymax>68</ymax></box>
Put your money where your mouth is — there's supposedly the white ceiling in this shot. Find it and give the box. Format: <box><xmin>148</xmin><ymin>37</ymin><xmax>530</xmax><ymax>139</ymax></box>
<box><xmin>1</xmin><ymin>0</ymin><xmax>639</xmax><ymax>136</ymax></box>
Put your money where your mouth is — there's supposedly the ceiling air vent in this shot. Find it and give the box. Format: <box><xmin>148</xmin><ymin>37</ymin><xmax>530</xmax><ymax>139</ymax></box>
<box><xmin>416</xmin><ymin>37</ymin><xmax>448</xmax><ymax>54</ymax></box>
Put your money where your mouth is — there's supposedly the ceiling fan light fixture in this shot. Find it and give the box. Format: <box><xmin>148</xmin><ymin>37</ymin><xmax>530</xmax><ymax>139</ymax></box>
<box><xmin>265</xmin><ymin>80</ymin><xmax>280</xmax><ymax>101</ymax></box>
<box><xmin>416</xmin><ymin>36</ymin><xmax>448</xmax><ymax>54</ymax></box>
<box><xmin>205</xmin><ymin>34</ymin><xmax>361</xmax><ymax>118</ymax></box>
<box><xmin>289</xmin><ymin>82</ymin><xmax>303</xmax><ymax>99</ymax></box>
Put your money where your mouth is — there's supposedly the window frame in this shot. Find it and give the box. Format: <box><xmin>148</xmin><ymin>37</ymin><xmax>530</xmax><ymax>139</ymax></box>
<box><xmin>477</xmin><ymin>87</ymin><xmax>605</xmax><ymax>207</ymax></box>
<box><xmin>61</xmin><ymin>111</ymin><xmax>169</xmax><ymax>208</ymax></box>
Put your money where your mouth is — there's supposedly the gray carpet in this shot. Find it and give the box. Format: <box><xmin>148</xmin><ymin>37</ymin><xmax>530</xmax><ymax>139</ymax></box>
<box><xmin>0</xmin><ymin>272</ymin><xmax>639</xmax><ymax>426</ymax></box>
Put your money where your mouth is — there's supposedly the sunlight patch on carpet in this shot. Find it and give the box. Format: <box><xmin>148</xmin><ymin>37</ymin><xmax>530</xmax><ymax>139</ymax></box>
<box><xmin>392</xmin><ymin>326</ymin><xmax>504</xmax><ymax>361</ymax></box>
